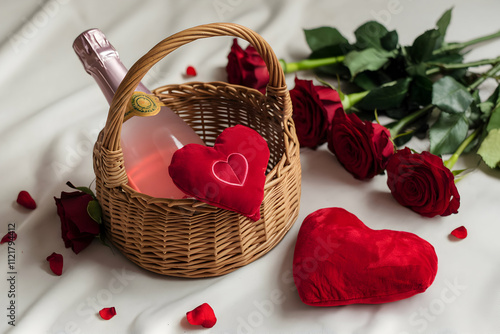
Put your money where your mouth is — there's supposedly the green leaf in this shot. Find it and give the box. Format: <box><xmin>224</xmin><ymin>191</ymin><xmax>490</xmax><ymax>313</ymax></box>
<box><xmin>435</xmin><ymin>8</ymin><xmax>453</xmax><ymax>49</ymax></box>
<box><xmin>87</xmin><ymin>200</ymin><xmax>102</xmax><ymax>224</ymax></box>
<box><xmin>344</xmin><ymin>48</ymin><xmax>395</xmax><ymax>78</ymax></box>
<box><xmin>466</xmin><ymin>91</ymin><xmax>483</xmax><ymax>128</ymax></box>
<box><xmin>430</xmin><ymin>112</ymin><xmax>469</xmax><ymax>155</ymax></box>
<box><xmin>65</xmin><ymin>181</ymin><xmax>95</xmax><ymax>198</ymax></box>
<box><xmin>406</xmin><ymin>63</ymin><xmax>427</xmax><ymax>77</ymax></box>
<box><xmin>408</xmin><ymin>75</ymin><xmax>433</xmax><ymax>106</ymax></box>
<box><xmin>76</xmin><ymin>187</ymin><xmax>95</xmax><ymax>197</ymax></box>
<box><xmin>309</xmin><ymin>44</ymin><xmax>352</xmax><ymax>59</ymax></box>
<box><xmin>410</xmin><ymin>29</ymin><xmax>441</xmax><ymax>63</ymax></box>
<box><xmin>352</xmin><ymin>72</ymin><xmax>380</xmax><ymax>90</ymax></box>
<box><xmin>98</xmin><ymin>231</ymin><xmax>113</xmax><ymax>250</ymax></box>
<box><xmin>432</xmin><ymin>76</ymin><xmax>473</xmax><ymax>114</ymax></box>
<box><xmin>478</xmin><ymin>128</ymin><xmax>500</xmax><ymax>168</ymax></box>
<box><xmin>482</xmin><ymin>86</ymin><xmax>500</xmax><ymax>131</ymax></box>
<box><xmin>304</xmin><ymin>27</ymin><xmax>349</xmax><ymax>52</ymax></box>
<box><xmin>452</xmin><ymin>168</ymin><xmax>467</xmax><ymax>177</ymax></box>
<box><xmin>381</xmin><ymin>30</ymin><xmax>398</xmax><ymax>51</ymax></box>
<box><xmin>478</xmin><ymin>86</ymin><xmax>498</xmax><ymax>116</ymax></box>
<box><xmin>358</xmin><ymin>77</ymin><xmax>412</xmax><ymax>110</ymax></box>
<box><xmin>428</xmin><ymin>52</ymin><xmax>463</xmax><ymax>64</ymax></box>
<box><xmin>487</xmin><ymin>104</ymin><xmax>500</xmax><ymax>132</ymax></box>
<box><xmin>354</xmin><ymin>21</ymin><xmax>389</xmax><ymax>50</ymax></box>
<box><xmin>478</xmin><ymin>101</ymin><xmax>495</xmax><ymax>116</ymax></box>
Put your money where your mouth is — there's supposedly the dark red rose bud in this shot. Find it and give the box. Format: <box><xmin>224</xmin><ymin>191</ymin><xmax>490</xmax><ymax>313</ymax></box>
<box><xmin>17</xmin><ymin>190</ymin><xmax>36</xmax><ymax>210</ymax></box>
<box><xmin>54</xmin><ymin>191</ymin><xmax>100</xmax><ymax>254</ymax></box>
<box><xmin>99</xmin><ymin>307</ymin><xmax>116</xmax><ymax>320</ymax></box>
<box><xmin>386</xmin><ymin>147</ymin><xmax>460</xmax><ymax>217</ymax></box>
<box><xmin>226</xmin><ymin>38</ymin><xmax>269</xmax><ymax>94</ymax></box>
<box><xmin>328</xmin><ymin>109</ymin><xmax>395</xmax><ymax>179</ymax></box>
<box><xmin>46</xmin><ymin>252</ymin><xmax>63</xmax><ymax>276</ymax></box>
<box><xmin>291</xmin><ymin>77</ymin><xmax>344</xmax><ymax>149</ymax></box>
<box><xmin>186</xmin><ymin>303</ymin><xmax>217</xmax><ymax>328</ymax></box>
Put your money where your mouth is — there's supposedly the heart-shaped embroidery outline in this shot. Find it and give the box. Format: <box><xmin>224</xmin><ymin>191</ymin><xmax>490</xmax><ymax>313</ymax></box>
<box><xmin>212</xmin><ymin>153</ymin><xmax>249</xmax><ymax>186</ymax></box>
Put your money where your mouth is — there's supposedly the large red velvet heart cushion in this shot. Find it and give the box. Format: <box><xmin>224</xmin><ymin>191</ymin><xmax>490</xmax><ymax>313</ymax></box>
<box><xmin>169</xmin><ymin>125</ymin><xmax>270</xmax><ymax>221</ymax></box>
<box><xmin>293</xmin><ymin>208</ymin><xmax>438</xmax><ymax>306</ymax></box>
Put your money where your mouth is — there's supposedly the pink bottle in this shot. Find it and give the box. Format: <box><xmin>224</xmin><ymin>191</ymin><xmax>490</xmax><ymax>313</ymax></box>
<box><xmin>73</xmin><ymin>28</ymin><xmax>205</xmax><ymax>199</ymax></box>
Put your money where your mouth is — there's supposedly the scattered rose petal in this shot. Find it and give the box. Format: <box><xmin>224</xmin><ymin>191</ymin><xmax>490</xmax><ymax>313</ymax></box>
<box><xmin>186</xmin><ymin>303</ymin><xmax>217</xmax><ymax>328</ymax></box>
<box><xmin>46</xmin><ymin>252</ymin><xmax>63</xmax><ymax>276</ymax></box>
<box><xmin>99</xmin><ymin>307</ymin><xmax>116</xmax><ymax>320</ymax></box>
<box><xmin>1</xmin><ymin>232</ymin><xmax>17</xmax><ymax>244</ymax></box>
<box><xmin>17</xmin><ymin>190</ymin><xmax>36</xmax><ymax>210</ymax></box>
<box><xmin>186</xmin><ymin>66</ymin><xmax>197</xmax><ymax>77</ymax></box>
<box><xmin>451</xmin><ymin>226</ymin><xmax>467</xmax><ymax>239</ymax></box>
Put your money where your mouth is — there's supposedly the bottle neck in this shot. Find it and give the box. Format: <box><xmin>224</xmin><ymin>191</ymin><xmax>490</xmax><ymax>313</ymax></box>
<box><xmin>86</xmin><ymin>57</ymin><xmax>151</xmax><ymax>105</ymax></box>
<box><xmin>73</xmin><ymin>28</ymin><xmax>151</xmax><ymax>105</ymax></box>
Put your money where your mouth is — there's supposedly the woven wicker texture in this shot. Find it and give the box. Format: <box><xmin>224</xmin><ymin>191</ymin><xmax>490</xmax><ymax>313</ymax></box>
<box><xmin>93</xmin><ymin>23</ymin><xmax>301</xmax><ymax>278</ymax></box>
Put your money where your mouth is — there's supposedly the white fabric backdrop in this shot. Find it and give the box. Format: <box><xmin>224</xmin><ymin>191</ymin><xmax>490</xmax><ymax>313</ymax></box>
<box><xmin>1</xmin><ymin>0</ymin><xmax>500</xmax><ymax>333</ymax></box>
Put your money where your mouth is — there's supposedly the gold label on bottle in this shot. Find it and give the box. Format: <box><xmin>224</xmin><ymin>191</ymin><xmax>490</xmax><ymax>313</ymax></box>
<box><xmin>124</xmin><ymin>92</ymin><xmax>164</xmax><ymax>122</ymax></box>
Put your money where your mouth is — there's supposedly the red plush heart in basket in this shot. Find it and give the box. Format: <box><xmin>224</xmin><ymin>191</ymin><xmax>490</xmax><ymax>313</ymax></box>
<box><xmin>169</xmin><ymin>125</ymin><xmax>270</xmax><ymax>221</ymax></box>
<box><xmin>293</xmin><ymin>208</ymin><xmax>438</xmax><ymax>306</ymax></box>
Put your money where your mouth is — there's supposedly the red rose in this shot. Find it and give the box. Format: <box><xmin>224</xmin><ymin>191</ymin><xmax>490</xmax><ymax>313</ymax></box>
<box><xmin>291</xmin><ymin>78</ymin><xmax>343</xmax><ymax>149</ymax></box>
<box><xmin>327</xmin><ymin>109</ymin><xmax>395</xmax><ymax>179</ymax></box>
<box><xmin>54</xmin><ymin>191</ymin><xmax>100</xmax><ymax>254</ymax></box>
<box><xmin>226</xmin><ymin>38</ymin><xmax>269</xmax><ymax>94</ymax></box>
<box><xmin>386</xmin><ymin>147</ymin><xmax>460</xmax><ymax>217</ymax></box>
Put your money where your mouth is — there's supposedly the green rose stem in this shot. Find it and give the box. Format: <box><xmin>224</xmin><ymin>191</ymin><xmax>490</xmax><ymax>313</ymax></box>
<box><xmin>433</xmin><ymin>29</ymin><xmax>500</xmax><ymax>55</ymax></box>
<box><xmin>467</xmin><ymin>61</ymin><xmax>500</xmax><ymax>91</ymax></box>
<box><xmin>425</xmin><ymin>56</ymin><xmax>500</xmax><ymax>76</ymax></box>
<box><xmin>444</xmin><ymin>127</ymin><xmax>481</xmax><ymax>170</ymax></box>
<box><xmin>388</xmin><ymin>104</ymin><xmax>434</xmax><ymax>138</ymax></box>
<box><xmin>280</xmin><ymin>56</ymin><xmax>345</xmax><ymax>74</ymax></box>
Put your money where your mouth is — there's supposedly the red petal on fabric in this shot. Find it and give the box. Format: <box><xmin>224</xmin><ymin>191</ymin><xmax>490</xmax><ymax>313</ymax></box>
<box><xmin>16</xmin><ymin>190</ymin><xmax>37</xmax><ymax>210</ymax></box>
<box><xmin>99</xmin><ymin>307</ymin><xmax>117</xmax><ymax>320</ymax></box>
<box><xmin>1</xmin><ymin>232</ymin><xmax>17</xmax><ymax>244</ymax></box>
<box><xmin>451</xmin><ymin>226</ymin><xmax>467</xmax><ymax>239</ymax></box>
<box><xmin>46</xmin><ymin>252</ymin><xmax>63</xmax><ymax>276</ymax></box>
<box><xmin>186</xmin><ymin>303</ymin><xmax>217</xmax><ymax>328</ymax></box>
<box><xmin>186</xmin><ymin>66</ymin><xmax>197</xmax><ymax>76</ymax></box>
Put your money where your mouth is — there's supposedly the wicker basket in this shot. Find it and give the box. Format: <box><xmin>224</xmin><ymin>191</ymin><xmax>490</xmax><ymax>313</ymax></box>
<box><xmin>92</xmin><ymin>23</ymin><xmax>301</xmax><ymax>278</ymax></box>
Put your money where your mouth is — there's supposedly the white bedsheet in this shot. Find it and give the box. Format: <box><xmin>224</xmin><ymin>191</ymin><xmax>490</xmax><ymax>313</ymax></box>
<box><xmin>1</xmin><ymin>0</ymin><xmax>500</xmax><ymax>333</ymax></box>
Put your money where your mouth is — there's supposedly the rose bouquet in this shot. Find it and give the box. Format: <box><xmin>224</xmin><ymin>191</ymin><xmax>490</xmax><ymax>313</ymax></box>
<box><xmin>226</xmin><ymin>8</ymin><xmax>500</xmax><ymax>217</ymax></box>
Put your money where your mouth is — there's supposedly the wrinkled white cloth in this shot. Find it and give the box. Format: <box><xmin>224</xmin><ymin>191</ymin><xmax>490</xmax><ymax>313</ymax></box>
<box><xmin>1</xmin><ymin>0</ymin><xmax>500</xmax><ymax>333</ymax></box>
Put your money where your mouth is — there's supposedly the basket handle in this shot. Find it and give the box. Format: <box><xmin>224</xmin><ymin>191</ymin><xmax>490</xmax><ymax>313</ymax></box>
<box><xmin>101</xmin><ymin>22</ymin><xmax>291</xmax><ymax>152</ymax></box>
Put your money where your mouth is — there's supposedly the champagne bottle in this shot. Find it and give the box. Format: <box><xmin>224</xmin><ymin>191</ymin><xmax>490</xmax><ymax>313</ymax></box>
<box><xmin>73</xmin><ymin>28</ymin><xmax>205</xmax><ymax>199</ymax></box>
